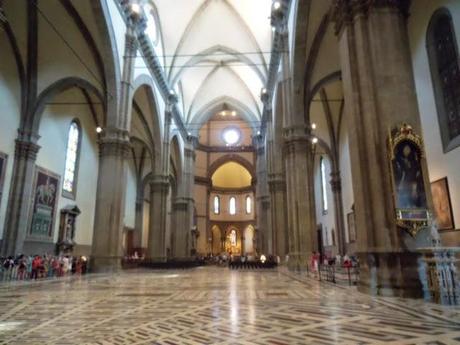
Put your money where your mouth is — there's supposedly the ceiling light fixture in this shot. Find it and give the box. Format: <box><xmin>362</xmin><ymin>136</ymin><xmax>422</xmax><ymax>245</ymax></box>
<box><xmin>273</xmin><ymin>1</ymin><xmax>281</xmax><ymax>10</ymax></box>
<box><xmin>96</xmin><ymin>127</ymin><xmax>102</xmax><ymax>134</ymax></box>
<box><xmin>311</xmin><ymin>123</ymin><xmax>317</xmax><ymax>130</ymax></box>
<box><xmin>231</xmin><ymin>111</ymin><xmax>237</xmax><ymax>116</ymax></box>
<box><xmin>312</xmin><ymin>137</ymin><xmax>318</xmax><ymax>144</ymax></box>
<box><xmin>131</xmin><ymin>3</ymin><xmax>141</xmax><ymax>14</ymax></box>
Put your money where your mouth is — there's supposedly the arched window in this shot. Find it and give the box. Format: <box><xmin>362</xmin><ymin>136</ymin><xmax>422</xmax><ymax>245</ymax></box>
<box><xmin>229</xmin><ymin>197</ymin><xmax>236</xmax><ymax>215</ymax></box>
<box><xmin>63</xmin><ymin>121</ymin><xmax>81</xmax><ymax>198</ymax></box>
<box><xmin>320</xmin><ymin>157</ymin><xmax>328</xmax><ymax>213</ymax></box>
<box><xmin>427</xmin><ymin>9</ymin><xmax>460</xmax><ymax>152</ymax></box>
<box><xmin>245</xmin><ymin>195</ymin><xmax>252</xmax><ymax>214</ymax></box>
<box><xmin>213</xmin><ymin>195</ymin><xmax>220</xmax><ymax>214</ymax></box>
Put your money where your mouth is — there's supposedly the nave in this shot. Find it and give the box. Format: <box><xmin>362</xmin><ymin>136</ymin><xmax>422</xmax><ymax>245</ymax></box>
<box><xmin>0</xmin><ymin>268</ymin><xmax>459</xmax><ymax>345</ymax></box>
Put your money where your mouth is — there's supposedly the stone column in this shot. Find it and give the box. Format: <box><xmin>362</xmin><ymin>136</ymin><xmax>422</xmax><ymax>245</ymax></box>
<box><xmin>146</xmin><ymin>97</ymin><xmax>175</xmax><ymax>261</ymax></box>
<box><xmin>255</xmin><ymin>135</ymin><xmax>271</xmax><ymax>254</ymax></box>
<box><xmin>276</xmin><ymin>22</ymin><xmax>317</xmax><ymax>271</ymax></box>
<box><xmin>172</xmin><ymin>137</ymin><xmax>197</xmax><ymax>259</ymax></box>
<box><xmin>90</xmin><ymin>24</ymin><xmax>139</xmax><ymax>271</ymax></box>
<box><xmin>91</xmin><ymin>128</ymin><xmax>131</xmax><ymax>271</ymax></box>
<box><xmin>333</xmin><ymin>0</ymin><xmax>431</xmax><ymax>297</ymax></box>
<box><xmin>1</xmin><ymin>132</ymin><xmax>40</xmax><ymax>256</ymax></box>
<box><xmin>266</xmin><ymin>105</ymin><xmax>288</xmax><ymax>258</ymax></box>
<box><xmin>147</xmin><ymin>175</ymin><xmax>169</xmax><ymax>261</ymax></box>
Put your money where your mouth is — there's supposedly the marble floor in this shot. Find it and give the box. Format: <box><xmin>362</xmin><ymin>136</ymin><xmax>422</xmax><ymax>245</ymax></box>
<box><xmin>0</xmin><ymin>267</ymin><xmax>459</xmax><ymax>345</ymax></box>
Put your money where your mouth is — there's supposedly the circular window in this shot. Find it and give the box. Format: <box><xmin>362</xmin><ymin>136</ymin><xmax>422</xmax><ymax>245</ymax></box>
<box><xmin>223</xmin><ymin>128</ymin><xmax>241</xmax><ymax>145</ymax></box>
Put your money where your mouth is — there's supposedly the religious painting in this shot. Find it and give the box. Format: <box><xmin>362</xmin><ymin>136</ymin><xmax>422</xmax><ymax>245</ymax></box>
<box><xmin>0</xmin><ymin>152</ymin><xmax>7</xmax><ymax>209</ymax></box>
<box><xmin>29</xmin><ymin>166</ymin><xmax>60</xmax><ymax>239</ymax></box>
<box><xmin>431</xmin><ymin>177</ymin><xmax>455</xmax><ymax>231</ymax></box>
<box><xmin>388</xmin><ymin>123</ymin><xmax>429</xmax><ymax>236</ymax></box>
<box><xmin>392</xmin><ymin>140</ymin><xmax>427</xmax><ymax>210</ymax></box>
<box><xmin>224</xmin><ymin>228</ymin><xmax>240</xmax><ymax>255</ymax></box>
<box><xmin>347</xmin><ymin>212</ymin><xmax>356</xmax><ymax>242</ymax></box>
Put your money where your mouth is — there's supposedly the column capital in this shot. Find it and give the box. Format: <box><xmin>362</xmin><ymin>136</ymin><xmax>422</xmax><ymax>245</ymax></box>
<box><xmin>330</xmin><ymin>171</ymin><xmax>342</xmax><ymax>193</ymax></box>
<box><xmin>184</xmin><ymin>147</ymin><xmax>196</xmax><ymax>161</ymax></box>
<box><xmin>14</xmin><ymin>139</ymin><xmax>40</xmax><ymax>161</ymax></box>
<box><xmin>98</xmin><ymin>127</ymin><xmax>131</xmax><ymax>158</ymax></box>
<box><xmin>125</xmin><ymin>31</ymin><xmax>138</xmax><ymax>52</ymax></box>
<box><xmin>268</xmin><ymin>174</ymin><xmax>286</xmax><ymax>192</ymax></box>
<box><xmin>149</xmin><ymin>175</ymin><xmax>170</xmax><ymax>193</ymax></box>
<box><xmin>333</xmin><ymin>0</ymin><xmax>411</xmax><ymax>35</ymax></box>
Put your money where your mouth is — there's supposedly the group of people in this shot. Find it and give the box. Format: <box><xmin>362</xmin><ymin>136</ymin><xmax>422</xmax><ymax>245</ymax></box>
<box><xmin>0</xmin><ymin>254</ymin><xmax>88</xmax><ymax>281</ymax></box>
<box><xmin>310</xmin><ymin>252</ymin><xmax>358</xmax><ymax>272</ymax></box>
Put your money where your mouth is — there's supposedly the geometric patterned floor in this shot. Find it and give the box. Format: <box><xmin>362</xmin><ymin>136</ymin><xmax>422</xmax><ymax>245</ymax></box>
<box><xmin>0</xmin><ymin>267</ymin><xmax>459</xmax><ymax>345</ymax></box>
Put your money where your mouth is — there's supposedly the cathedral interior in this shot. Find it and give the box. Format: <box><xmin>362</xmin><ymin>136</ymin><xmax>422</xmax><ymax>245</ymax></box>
<box><xmin>0</xmin><ymin>0</ymin><xmax>460</xmax><ymax>344</ymax></box>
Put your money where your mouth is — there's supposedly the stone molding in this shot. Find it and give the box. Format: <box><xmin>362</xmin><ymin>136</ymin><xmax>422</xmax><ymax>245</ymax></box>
<box><xmin>268</xmin><ymin>177</ymin><xmax>286</xmax><ymax>192</ymax></box>
<box><xmin>14</xmin><ymin>139</ymin><xmax>40</xmax><ymax>161</ymax></box>
<box><xmin>330</xmin><ymin>171</ymin><xmax>342</xmax><ymax>193</ymax></box>
<box><xmin>149</xmin><ymin>175</ymin><xmax>170</xmax><ymax>193</ymax></box>
<box><xmin>333</xmin><ymin>0</ymin><xmax>411</xmax><ymax>35</ymax></box>
<box><xmin>125</xmin><ymin>32</ymin><xmax>138</xmax><ymax>53</ymax></box>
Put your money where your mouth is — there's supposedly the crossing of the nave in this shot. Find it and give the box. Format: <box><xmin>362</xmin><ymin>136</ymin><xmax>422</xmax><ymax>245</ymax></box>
<box><xmin>1</xmin><ymin>0</ymin><xmax>460</xmax><ymax>344</ymax></box>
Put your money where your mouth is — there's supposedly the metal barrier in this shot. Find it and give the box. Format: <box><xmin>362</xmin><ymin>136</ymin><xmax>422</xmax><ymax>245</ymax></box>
<box><xmin>316</xmin><ymin>264</ymin><xmax>359</xmax><ymax>286</ymax></box>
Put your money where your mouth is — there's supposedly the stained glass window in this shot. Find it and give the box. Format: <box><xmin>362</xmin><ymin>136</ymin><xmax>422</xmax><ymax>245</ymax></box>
<box><xmin>427</xmin><ymin>9</ymin><xmax>460</xmax><ymax>151</ymax></box>
<box><xmin>245</xmin><ymin>196</ymin><xmax>251</xmax><ymax>214</ymax></box>
<box><xmin>213</xmin><ymin>195</ymin><xmax>220</xmax><ymax>214</ymax></box>
<box><xmin>320</xmin><ymin>157</ymin><xmax>328</xmax><ymax>213</ymax></box>
<box><xmin>229</xmin><ymin>197</ymin><xmax>236</xmax><ymax>215</ymax></box>
<box><xmin>63</xmin><ymin>121</ymin><xmax>81</xmax><ymax>196</ymax></box>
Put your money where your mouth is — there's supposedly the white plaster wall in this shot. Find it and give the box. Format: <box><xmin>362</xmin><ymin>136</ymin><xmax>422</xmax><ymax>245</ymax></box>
<box><xmin>124</xmin><ymin>159</ymin><xmax>137</xmax><ymax>229</ymax></box>
<box><xmin>36</xmin><ymin>89</ymin><xmax>99</xmax><ymax>247</ymax></box>
<box><xmin>36</xmin><ymin>0</ymin><xmax>102</xmax><ymax>96</ymax></box>
<box><xmin>107</xmin><ymin>0</ymin><xmax>126</xmax><ymax>77</ymax></box>
<box><xmin>0</xmin><ymin>35</ymin><xmax>22</xmax><ymax>240</ymax></box>
<box><xmin>408</xmin><ymin>0</ymin><xmax>460</xmax><ymax>244</ymax></box>
<box><xmin>339</xmin><ymin>123</ymin><xmax>355</xmax><ymax>246</ymax></box>
<box><xmin>314</xmin><ymin>155</ymin><xmax>336</xmax><ymax>250</ymax></box>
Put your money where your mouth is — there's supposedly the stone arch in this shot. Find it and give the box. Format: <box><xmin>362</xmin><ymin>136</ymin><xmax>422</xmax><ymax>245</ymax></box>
<box><xmin>30</xmin><ymin>77</ymin><xmax>105</xmax><ymax>133</ymax></box>
<box><xmin>189</xmin><ymin>96</ymin><xmax>259</xmax><ymax>136</ymax></box>
<box><xmin>91</xmin><ymin>0</ymin><xmax>121</xmax><ymax>127</ymax></box>
<box><xmin>211</xmin><ymin>225</ymin><xmax>222</xmax><ymax>255</ymax></box>
<box><xmin>244</xmin><ymin>224</ymin><xmax>255</xmax><ymax>255</ymax></box>
<box><xmin>131</xmin><ymin>77</ymin><xmax>163</xmax><ymax>174</ymax></box>
<box><xmin>208</xmin><ymin>155</ymin><xmax>255</xmax><ymax>181</ymax></box>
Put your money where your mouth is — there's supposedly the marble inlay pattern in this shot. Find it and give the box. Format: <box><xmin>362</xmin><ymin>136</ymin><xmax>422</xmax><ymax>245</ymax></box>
<box><xmin>0</xmin><ymin>267</ymin><xmax>459</xmax><ymax>345</ymax></box>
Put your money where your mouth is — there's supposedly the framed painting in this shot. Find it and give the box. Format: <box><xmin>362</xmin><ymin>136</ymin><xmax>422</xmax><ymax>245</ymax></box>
<box><xmin>0</xmin><ymin>152</ymin><xmax>7</xmax><ymax>209</ymax></box>
<box><xmin>388</xmin><ymin>123</ymin><xmax>429</xmax><ymax>236</ymax></box>
<box><xmin>347</xmin><ymin>212</ymin><xmax>356</xmax><ymax>242</ymax></box>
<box><xmin>29</xmin><ymin>166</ymin><xmax>60</xmax><ymax>240</ymax></box>
<box><xmin>431</xmin><ymin>177</ymin><xmax>455</xmax><ymax>231</ymax></box>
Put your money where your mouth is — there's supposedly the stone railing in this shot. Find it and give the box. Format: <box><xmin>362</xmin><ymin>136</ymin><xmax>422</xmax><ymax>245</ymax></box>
<box><xmin>419</xmin><ymin>247</ymin><xmax>460</xmax><ymax>305</ymax></box>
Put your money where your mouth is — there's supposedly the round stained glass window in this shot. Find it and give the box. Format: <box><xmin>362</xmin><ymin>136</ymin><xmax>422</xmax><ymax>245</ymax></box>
<box><xmin>223</xmin><ymin>128</ymin><xmax>241</xmax><ymax>145</ymax></box>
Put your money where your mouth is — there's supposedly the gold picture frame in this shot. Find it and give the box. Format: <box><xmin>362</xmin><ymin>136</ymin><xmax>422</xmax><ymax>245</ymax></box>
<box><xmin>388</xmin><ymin>123</ymin><xmax>429</xmax><ymax>237</ymax></box>
<box><xmin>431</xmin><ymin>177</ymin><xmax>455</xmax><ymax>231</ymax></box>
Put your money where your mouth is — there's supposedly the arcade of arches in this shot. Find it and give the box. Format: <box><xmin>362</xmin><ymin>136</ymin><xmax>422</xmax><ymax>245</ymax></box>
<box><xmin>0</xmin><ymin>0</ymin><xmax>460</xmax><ymax>343</ymax></box>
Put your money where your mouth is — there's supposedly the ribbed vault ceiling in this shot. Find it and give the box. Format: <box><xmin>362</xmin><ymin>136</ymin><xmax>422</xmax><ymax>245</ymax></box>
<box><xmin>146</xmin><ymin>0</ymin><xmax>273</xmax><ymax>129</ymax></box>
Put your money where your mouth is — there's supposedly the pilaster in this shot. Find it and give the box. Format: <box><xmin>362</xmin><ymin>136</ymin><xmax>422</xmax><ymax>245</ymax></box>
<box><xmin>283</xmin><ymin>131</ymin><xmax>317</xmax><ymax>271</ymax></box>
<box><xmin>333</xmin><ymin>0</ymin><xmax>429</xmax><ymax>297</ymax></box>
<box><xmin>173</xmin><ymin>137</ymin><xmax>197</xmax><ymax>258</ymax></box>
<box><xmin>1</xmin><ymin>132</ymin><xmax>40</xmax><ymax>256</ymax></box>
<box><xmin>91</xmin><ymin>128</ymin><xmax>131</xmax><ymax>272</ymax></box>
<box><xmin>147</xmin><ymin>175</ymin><xmax>169</xmax><ymax>261</ymax></box>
